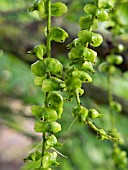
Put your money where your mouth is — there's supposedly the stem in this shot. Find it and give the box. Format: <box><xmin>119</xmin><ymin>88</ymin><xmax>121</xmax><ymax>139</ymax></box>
<box><xmin>75</xmin><ymin>90</ymin><xmax>81</xmax><ymax>109</ymax></box>
<box><xmin>107</xmin><ymin>72</ymin><xmax>115</xmax><ymax>129</ymax></box>
<box><xmin>41</xmin><ymin>0</ymin><xmax>51</xmax><ymax>166</ymax></box>
<box><xmin>46</xmin><ymin>0</ymin><xmax>51</xmax><ymax>58</ymax></box>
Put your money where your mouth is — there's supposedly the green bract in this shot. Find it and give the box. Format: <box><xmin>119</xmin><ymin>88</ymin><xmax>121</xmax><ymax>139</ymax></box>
<box><xmin>51</xmin><ymin>2</ymin><xmax>67</xmax><ymax>17</ymax></box>
<box><xmin>84</xmin><ymin>4</ymin><xmax>97</xmax><ymax>15</ymax></box>
<box><xmin>50</xmin><ymin>27</ymin><xmax>68</xmax><ymax>42</ymax></box>
<box><xmin>34</xmin><ymin>121</ymin><xmax>61</xmax><ymax>133</ymax></box>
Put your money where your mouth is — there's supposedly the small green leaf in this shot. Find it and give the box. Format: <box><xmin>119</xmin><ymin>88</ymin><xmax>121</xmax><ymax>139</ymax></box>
<box><xmin>95</xmin><ymin>9</ymin><xmax>109</xmax><ymax>22</ymax></box>
<box><xmin>31</xmin><ymin>60</ymin><xmax>46</xmax><ymax>77</ymax></box>
<box><xmin>51</xmin><ymin>2</ymin><xmax>67</xmax><ymax>17</ymax></box>
<box><xmin>90</xmin><ymin>32</ymin><xmax>103</xmax><ymax>47</ymax></box>
<box><xmin>42</xmin><ymin>78</ymin><xmax>61</xmax><ymax>92</ymax></box>
<box><xmin>41</xmin><ymin>107</ymin><xmax>58</xmax><ymax>122</ymax></box>
<box><xmin>79</xmin><ymin>15</ymin><xmax>92</xmax><ymax>30</ymax></box>
<box><xmin>50</xmin><ymin>27</ymin><xmax>68</xmax><ymax>42</ymax></box>
<box><xmin>84</xmin><ymin>4</ymin><xmax>97</xmax><ymax>15</ymax></box>
<box><xmin>110</xmin><ymin>101</ymin><xmax>122</xmax><ymax>112</ymax></box>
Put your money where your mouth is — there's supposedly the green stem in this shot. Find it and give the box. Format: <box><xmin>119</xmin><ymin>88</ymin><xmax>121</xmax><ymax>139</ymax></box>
<box><xmin>46</xmin><ymin>0</ymin><xmax>51</xmax><ymax>58</ymax></box>
<box><xmin>41</xmin><ymin>0</ymin><xmax>51</xmax><ymax>166</ymax></box>
<box><xmin>75</xmin><ymin>90</ymin><xmax>81</xmax><ymax>109</ymax></box>
<box><xmin>107</xmin><ymin>72</ymin><xmax>115</xmax><ymax>129</ymax></box>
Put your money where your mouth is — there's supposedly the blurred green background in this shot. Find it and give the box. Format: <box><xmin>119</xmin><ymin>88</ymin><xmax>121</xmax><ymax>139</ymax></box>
<box><xmin>0</xmin><ymin>0</ymin><xmax>128</xmax><ymax>170</ymax></box>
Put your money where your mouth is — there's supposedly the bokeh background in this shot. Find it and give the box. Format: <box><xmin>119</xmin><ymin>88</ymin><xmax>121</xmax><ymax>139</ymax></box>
<box><xmin>0</xmin><ymin>0</ymin><xmax>128</xmax><ymax>170</ymax></box>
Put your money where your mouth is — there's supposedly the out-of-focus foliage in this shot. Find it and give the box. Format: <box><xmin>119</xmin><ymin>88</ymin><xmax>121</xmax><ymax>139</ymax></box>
<box><xmin>0</xmin><ymin>0</ymin><xmax>128</xmax><ymax>170</ymax></box>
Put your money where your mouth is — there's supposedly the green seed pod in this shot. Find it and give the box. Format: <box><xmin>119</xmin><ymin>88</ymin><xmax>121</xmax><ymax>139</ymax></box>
<box><xmin>95</xmin><ymin>9</ymin><xmax>109</xmax><ymax>22</ymax></box>
<box><xmin>110</xmin><ymin>101</ymin><xmax>122</xmax><ymax>112</ymax></box>
<box><xmin>79</xmin><ymin>15</ymin><xmax>92</xmax><ymax>30</ymax></box>
<box><xmin>98</xmin><ymin>0</ymin><xmax>112</xmax><ymax>9</ymax></box>
<box><xmin>90</xmin><ymin>32</ymin><xmax>103</xmax><ymax>47</ymax></box>
<box><xmin>106</xmin><ymin>55</ymin><xmax>123</xmax><ymax>65</ymax></box>
<box><xmin>45</xmin><ymin>135</ymin><xmax>58</xmax><ymax>149</ymax></box>
<box><xmin>34</xmin><ymin>121</ymin><xmax>61</xmax><ymax>133</ymax></box>
<box><xmin>72</xmin><ymin>70</ymin><xmax>92</xmax><ymax>83</ymax></box>
<box><xmin>42</xmin><ymin>78</ymin><xmax>61</xmax><ymax>92</ymax></box>
<box><xmin>28</xmin><ymin>44</ymin><xmax>46</xmax><ymax>60</ymax></box>
<box><xmin>81</xmin><ymin>61</ymin><xmax>95</xmax><ymax>74</ymax></box>
<box><xmin>78</xmin><ymin>106</ymin><xmax>88</xmax><ymax>123</ymax></box>
<box><xmin>88</xmin><ymin>109</ymin><xmax>102</xmax><ymax>119</ymax></box>
<box><xmin>29</xmin><ymin>1</ymin><xmax>47</xmax><ymax>19</ymax></box>
<box><xmin>68</xmin><ymin>47</ymin><xmax>84</xmax><ymax>60</ymax></box>
<box><xmin>48</xmin><ymin>92</ymin><xmax>63</xmax><ymax>107</ymax></box>
<box><xmin>43</xmin><ymin>58</ymin><xmax>63</xmax><ymax>77</ymax></box>
<box><xmin>51</xmin><ymin>2</ymin><xmax>67</xmax><ymax>17</ymax></box>
<box><xmin>65</xmin><ymin>77</ymin><xmax>82</xmax><ymax>91</ymax></box>
<box><xmin>84</xmin><ymin>4</ymin><xmax>97</xmax><ymax>15</ymax></box>
<box><xmin>77</xmin><ymin>88</ymin><xmax>84</xmax><ymax>96</ymax></box>
<box><xmin>83</xmin><ymin>48</ymin><xmax>97</xmax><ymax>63</ymax></box>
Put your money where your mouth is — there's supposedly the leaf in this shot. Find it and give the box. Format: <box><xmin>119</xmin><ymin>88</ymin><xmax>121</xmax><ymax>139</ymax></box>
<box><xmin>79</xmin><ymin>15</ymin><xmax>92</xmax><ymax>30</ymax></box>
<box><xmin>78</xmin><ymin>30</ymin><xmax>92</xmax><ymax>43</ymax></box>
<box><xmin>34</xmin><ymin>76</ymin><xmax>46</xmax><ymax>86</ymax></box>
<box><xmin>98</xmin><ymin>0</ymin><xmax>113</xmax><ymax>9</ymax></box>
<box><xmin>43</xmin><ymin>58</ymin><xmax>63</xmax><ymax>77</ymax></box>
<box><xmin>95</xmin><ymin>9</ymin><xmax>109</xmax><ymax>22</ymax></box>
<box><xmin>51</xmin><ymin>2</ymin><xmax>67</xmax><ymax>17</ymax></box>
<box><xmin>84</xmin><ymin>4</ymin><xmax>97</xmax><ymax>15</ymax></box>
<box><xmin>29</xmin><ymin>1</ymin><xmax>47</xmax><ymax>19</ymax></box>
<box><xmin>42</xmin><ymin>78</ymin><xmax>61</xmax><ymax>92</ymax></box>
<box><xmin>31</xmin><ymin>105</ymin><xmax>43</xmax><ymax>117</ymax></box>
<box><xmin>31</xmin><ymin>60</ymin><xmax>46</xmax><ymax>77</ymax></box>
<box><xmin>90</xmin><ymin>32</ymin><xmax>103</xmax><ymax>47</ymax></box>
<box><xmin>50</xmin><ymin>27</ymin><xmax>68</xmax><ymax>42</ymax></box>
<box><xmin>72</xmin><ymin>70</ymin><xmax>92</xmax><ymax>83</ymax></box>
<box><xmin>83</xmin><ymin>48</ymin><xmax>97</xmax><ymax>63</ymax></box>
